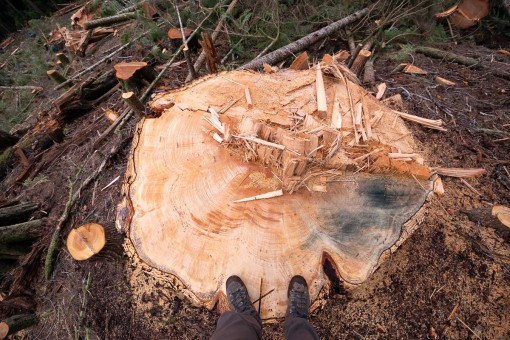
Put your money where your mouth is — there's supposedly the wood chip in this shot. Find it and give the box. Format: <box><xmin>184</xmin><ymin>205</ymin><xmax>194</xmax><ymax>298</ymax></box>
<box><xmin>290</xmin><ymin>52</ymin><xmax>309</xmax><ymax>70</ymax></box>
<box><xmin>435</xmin><ymin>76</ymin><xmax>456</xmax><ymax>86</ymax></box>
<box><xmin>401</xmin><ymin>63</ymin><xmax>428</xmax><ymax>75</ymax></box>
<box><xmin>245</xmin><ymin>87</ymin><xmax>253</xmax><ymax>109</ymax></box>
<box><xmin>315</xmin><ymin>63</ymin><xmax>327</xmax><ymax>118</ymax></box>
<box><xmin>375</xmin><ymin>83</ymin><xmax>387</xmax><ymax>100</ymax></box>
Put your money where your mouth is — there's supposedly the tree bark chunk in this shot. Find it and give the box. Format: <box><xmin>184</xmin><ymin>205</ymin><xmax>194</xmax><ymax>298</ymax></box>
<box><xmin>240</xmin><ymin>8</ymin><xmax>369</xmax><ymax>70</ymax></box>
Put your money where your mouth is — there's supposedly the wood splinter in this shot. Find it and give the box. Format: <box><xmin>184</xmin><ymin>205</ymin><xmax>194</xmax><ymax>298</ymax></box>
<box><xmin>315</xmin><ymin>63</ymin><xmax>327</xmax><ymax>118</ymax></box>
<box><xmin>233</xmin><ymin>189</ymin><xmax>284</xmax><ymax>203</ymax></box>
<box><xmin>245</xmin><ymin>87</ymin><xmax>253</xmax><ymax>109</ymax></box>
<box><xmin>122</xmin><ymin>92</ymin><xmax>145</xmax><ymax>117</ymax></box>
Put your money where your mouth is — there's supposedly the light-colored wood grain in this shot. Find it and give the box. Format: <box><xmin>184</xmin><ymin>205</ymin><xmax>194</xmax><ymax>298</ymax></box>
<box><xmin>119</xmin><ymin>69</ymin><xmax>432</xmax><ymax>319</ymax></box>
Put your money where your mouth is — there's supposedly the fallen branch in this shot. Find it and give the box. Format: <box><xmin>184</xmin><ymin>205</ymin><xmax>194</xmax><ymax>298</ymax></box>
<box><xmin>240</xmin><ymin>7</ymin><xmax>369</xmax><ymax>70</ymax></box>
<box><xmin>45</xmin><ymin>138</ymin><xmax>128</xmax><ymax>279</ymax></box>
<box><xmin>0</xmin><ymin>86</ymin><xmax>43</xmax><ymax>91</ymax></box>
<box><xmin>84</xmin><ymin>12</ymin><xmax>137</xmax><ymax>30</ymax></box>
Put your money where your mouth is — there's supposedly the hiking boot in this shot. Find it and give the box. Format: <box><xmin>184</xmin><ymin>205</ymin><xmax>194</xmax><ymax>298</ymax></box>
<box><xmin>286</xmin><ymin>275</ymin><xmax>310</xmax><ymax>319</ymax></box>
<box><xmin>226</xmin><ymin>275</ymin><xmax>256</xmax><ymax>314</ymax></box>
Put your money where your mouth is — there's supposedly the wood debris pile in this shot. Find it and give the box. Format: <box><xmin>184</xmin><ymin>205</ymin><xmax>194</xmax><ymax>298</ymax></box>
<box><xmin>151</xmin><ymin>57</ymin><xmax>440</xmax><ymax>196</ymax></box>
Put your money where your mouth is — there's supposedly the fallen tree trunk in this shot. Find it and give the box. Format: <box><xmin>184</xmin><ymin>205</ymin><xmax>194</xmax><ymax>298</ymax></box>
<box><xmin>0</xmin><ymin>220</ymin><xmax>45</xmax><ymax>243</ymax></box>
<box><xmin>0</xmin><ymin>203</ymin><xmax>38</xmax><ymax>227</ymax></box>
<box><xmin>240</xmin><ymin>7</ymin><xmax>369</xmax><ymax>70</ymax></box>
<box><xmin>83</xmin><ymin>12</ymin><xmax>137</xmax><ymax>30</ymax></box>
<box><xmin>0</xmin><ymin>313</ymin><xmax>37</xmax><ymax>339</ymax></box>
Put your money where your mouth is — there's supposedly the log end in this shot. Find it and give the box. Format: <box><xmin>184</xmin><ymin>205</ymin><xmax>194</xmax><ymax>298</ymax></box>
<box><xmin>66</xmin><ymin>223</ymin><xmax>106</xmax><ymax>261</ymax></box>
<box><xmin>0</xmin><ymin>322</ymin><xmax>8</xmax><ymax>339</ymax></box>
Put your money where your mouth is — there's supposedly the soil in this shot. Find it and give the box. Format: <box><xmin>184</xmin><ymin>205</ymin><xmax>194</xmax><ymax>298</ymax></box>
<box><xmin>1</xmin><ymin>7</ymin><xmax>509</xmax><ymax>340</ymax></box>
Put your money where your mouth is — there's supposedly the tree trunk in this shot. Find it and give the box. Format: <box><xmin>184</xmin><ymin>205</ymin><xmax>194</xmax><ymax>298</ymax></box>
<box><xmin>239</xmin><ymin>7</ymin><xmax>369</xmax><ymax>70</ymax></box>
<box><xmin>0</xmin><ymin>219</ymin><xmax>44</xmax><ymax>243</ymax></box>
<box><xmin>0</xmin><ymin>313</ymin><xmax>37</xmax><ymax>339</ymax></box>
<box><xmin>0</xmin><ymin>131</ymin><xmax>18</xmax><ymax>151</ymax></box>
<box><xmin>0</xmin><ymin>203</ymin><xmax>38</xmax><ymax>227</ymax></box>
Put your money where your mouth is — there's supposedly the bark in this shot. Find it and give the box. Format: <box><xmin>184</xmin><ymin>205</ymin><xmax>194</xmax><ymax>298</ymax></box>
<box><xmin>350</xmin><ymin>49</ymin><xmax>372</xmax><ymax>77</ymax></box>
<box><xmin>0</xmin><ymin>130</ymin><xmax>19</xmax><ymax>150</ymax></box>
<box><xmin>0</xmin><ymin>203</ymin><xmax>38</xmax><ymax>227</ymax></box>
<box><xmin>83</xmin><ymin>12</ymin><xmax>137</xmax><ymax>30</ymax></box>
<box><xmin>239</xmin><ymin>7</ymin><xmax>369</xmax><ymax>70</ymax></box>
<box><xmin>122</xmin><ymin>92</ymin><xmax>145</xmax><ymax>117</ymax></box>
<box><xmin>363</xmin><ymin>59</ymin><xmax>375</xmax><ymax>85</ymax></box>
<box><xmin>0</xmin><ymin>313</ymin><xmax>37</xmax><ymax>339</ymax></box>
<box><xmin>0</xmin><ymin>220</ymin><xmax>44</xmax><ymax>243</ymax></box>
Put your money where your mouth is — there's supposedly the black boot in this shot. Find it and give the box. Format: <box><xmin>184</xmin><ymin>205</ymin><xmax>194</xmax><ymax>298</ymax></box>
<box><xmin>226</xmin><ymin>275</ymin><xmax>256</xmax><ymax>314</ymax></box>
<box><xmin>286</xmin><ymin>275</ymin><xmax>310</xmax><ymax>319</ymax></box>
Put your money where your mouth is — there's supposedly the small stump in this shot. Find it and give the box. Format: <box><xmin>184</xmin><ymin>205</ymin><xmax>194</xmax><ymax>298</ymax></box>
<box><xmin>66</xmin><ymin>223</ymin><xmax>105</xmax><ymax>260</ymax></box>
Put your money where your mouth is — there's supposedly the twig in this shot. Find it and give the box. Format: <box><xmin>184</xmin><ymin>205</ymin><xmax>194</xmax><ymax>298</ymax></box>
<box><xmin>455</xmin><ymin>317</ymin><xmax>481</xmax><ymax>339</ymax></box>
<box><xmin>0</xmin><ymin>86</ymin><xmax>43</xmax><ymax>91</ymax></box>
<box><xmin>174</xmin><ymin>2</ymin><xmax>197</xmax><ymax>80</ymax></box>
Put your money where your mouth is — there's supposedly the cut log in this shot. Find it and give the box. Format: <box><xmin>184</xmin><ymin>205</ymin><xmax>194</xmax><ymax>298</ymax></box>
<box><xmin>119</xmin><ymin>68</ymin><xmax>432</xmax><ymax>319</ymax></box>
<box><xmin>0</xmin><ymin>313</ymin><xmax>37</xmax><ymax>339</ymax></box>
<box><xmin>0</xmin><ymin>130</ymin><xmax>18</xmax><ymax>151</ymax></box>
<box><xmin>114</xmin><ymin>62</ymin><xmax>148</xmax><ymax>80</ymax></box>
<box><xmin>76</xmin><ymin>29</ymin><xmax>93</xmax><ymax>57</ymax></box>
<box><xmin>435</xmin><ymin>0</ymin><xmax>490</xmax><ymax>29</ymax></box>
<box><xmin>0</xmin><ymin>220</ymin><xmax>44</xmax><ymax>244</ymax></box>
<box><xmin>0</xmin><ymin>203</ymin><xmax>38</xmax><ymax>227</ymax></box>
<box><xmin>47</xmin><ymin>69</ymin><xmax>67</xmax><ymax>84</ymax></box>
<box><xmin>66</xmin><ymin>223</ymin><xmax>106</xmax><ymax>261</ymax></box>
<box><xmin>122</xmin><ymin>92</ymin><xmax>145</xmax><ymax>117</ymax></box>
<box><xmin>463</xmin><ymin>205</ymin><xmax>510</xmax><ymax>241</ymax></box>
<box><xmin>240</xmin><ymin>7</ymin><xmax>369</xmax><ymax>70</ymax></box>
<box><xmin>83</xmin><ymin>12</ymin><xmax>137</xmax><ymax>30</ymax></box>
<box><xmin>350</xmin><ymin>49</ymin><xmax>372</xmax><ymax>77</ymax></box>
<box><xmin>56</xmin><ymin>53</ymin><xmax>70</xmax><ymax>66</ymax></box>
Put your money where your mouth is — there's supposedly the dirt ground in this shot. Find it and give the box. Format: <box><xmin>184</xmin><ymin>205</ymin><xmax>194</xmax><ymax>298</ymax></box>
<box><xmin>1</xmin><ymin>9</ymin><xmax>509</xmax><ymax>340</ymax></box>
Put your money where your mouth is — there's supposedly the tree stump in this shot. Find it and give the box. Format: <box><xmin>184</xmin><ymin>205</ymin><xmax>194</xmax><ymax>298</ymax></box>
<box><xmin>117</xmin><ymin>68</ymin><xmax>432</xmax><ymax>319</ymax></box>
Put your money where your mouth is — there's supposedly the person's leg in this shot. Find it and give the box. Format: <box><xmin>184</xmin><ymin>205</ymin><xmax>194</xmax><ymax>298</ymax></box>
<box><xmin>284</xmin><ymin>317</ymin><xmax>319</xmax><ymax>340</ymax></box>
<box><xmin>210</xmin><ymin>310</ymin><xmax>261</xmax><ymax>340</ymax></box>
<box><xmin>283</xmin><ymin>275</ymin><xmax>319</xmax><ymax>340</ymax></box>
<box><xmin>210</xmin><ymin>275</ymin><xmax>262</xmax><ymax>340</ymax></box>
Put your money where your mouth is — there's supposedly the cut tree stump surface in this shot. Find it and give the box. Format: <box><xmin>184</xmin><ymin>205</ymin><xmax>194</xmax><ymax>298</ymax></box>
<box><xmin>118</xmin><ymin>69</ymin><xmax>432</xmax><ymax>319</ymax></box>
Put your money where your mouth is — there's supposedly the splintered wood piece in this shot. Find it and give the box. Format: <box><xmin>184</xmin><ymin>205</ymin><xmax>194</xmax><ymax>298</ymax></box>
<box><xmin>199</xmin><ymin>32</ymin><xmax>218</xmax><ymax>74</ymax></box>
<box><xmin>114</xmin><ymin>62</ymin><xmax>148</xmax><ymax>80</ymax></box>
<box><xmin>66</xmin><ymin>223</ymin><xmax>105</xmax><ymax>261</ymax></box>
<box><xmin>245</xmin><ymin>87</ymin><xmax>253</xmax><ymax>109</ymax></box>
<box><xmin>389</xmin><ymin>153</ymin><xmax>418</xmax><ymax>159</ymax></box>
<box><xmin>394</xmin><ymin>110</ymin><xmax>447</xmax><ymax>131</ymax></box>
<box><xmin>333</xmin><ymin>50</ymin><xmax>350</xmax><ymax>62</ymax></box>
<box><xmin>121</xmin><ymin>69</ymin><xmax>432</xmax><ymax>319</ymax></box>
<box><xmin>263</xmin><ymin>63</ymin><xmax>277</xmax><ymax>73</ymax></box>
<box><xmin>122</xmin><ymin>92</ymin><xmax>145</xmax><ymax>117</ymax></box>
<box><xmin>331</xmin><ymin>88</ymin><xmax>342</xmax><ymax>129</ymax></box>
<box><xmin>432</xmin><ymin>167</ymin><xmax>485</xmax><ymax>178</ymax></box>
<box><xmin>375</xmin><ymin>83</ymin><xmax>387</xmax><ymax>100</ymax></box>
<box><xmin>316</xmin><ymin>64</ymin><xmax>327</xmax><ymax>118</ymax></box>
<box><xmin>355</xmin><ymin>102</ymin><xmax>363</xmax><ymax>129</ymax></box>
<box><xmin>362</xmin><ymin>99</ymin><xmax>372</xmax><ymax>139</ymax></box>
<box><xmin>290</xmin><ymin>52</ymin><xmax>309</xmax><ymax>70</ymax></box>
<box><xmin>435</xmin><ymin>76</ymin><xmax>456</xmax><ymax>86</ymax></box>
<box><xmin>401</xmin><ymin>64</ymin><xmax>428</xmax><ymax>75</ymax></box>
<box><xmin>322</xmin><ymin>54</ymin><xmax>334</xmax><ymax>66</ymax></box>
<box><xmin>350</xmin><ymin>49</ymin><xmax>372</xmax><ymax>77</ymax></box>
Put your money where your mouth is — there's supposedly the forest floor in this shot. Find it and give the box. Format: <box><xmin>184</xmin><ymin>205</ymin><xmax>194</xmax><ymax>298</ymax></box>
<box><xmin>0</xmin><ymin>4</ymin><xmax>509</xmax><ymax>340</ymax></box>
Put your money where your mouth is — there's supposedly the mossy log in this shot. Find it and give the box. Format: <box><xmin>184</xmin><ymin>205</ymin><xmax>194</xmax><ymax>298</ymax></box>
<box><xmin>0</xmin><ymin>220</ymin><xmax>44</xmax><ymax>244</ymax></box>
<box><xmin>0</xmin><ymin>313</ymin><xmax>37</xmax><ymax>339</ymax></box>
<box><xmin>0</xmin><ymin>203</ymin><xmax>38</xmax><ymax>227</ymax></box>
<box><xmin>83</xmin><ymin>12</ymin><xmax>137</xmax><ymax>30</ymax></box>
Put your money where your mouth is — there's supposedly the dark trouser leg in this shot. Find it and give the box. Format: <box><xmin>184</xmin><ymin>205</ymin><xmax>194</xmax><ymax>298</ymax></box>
<box><xmin>210</xmin><ymin>310</ymin><xmax>262</xmax><ymax>340</ymax></box>
<box><xmin>284</xmin><ymin>317</ymin><xmax>319</xmax><ymax>340</ymax></box>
